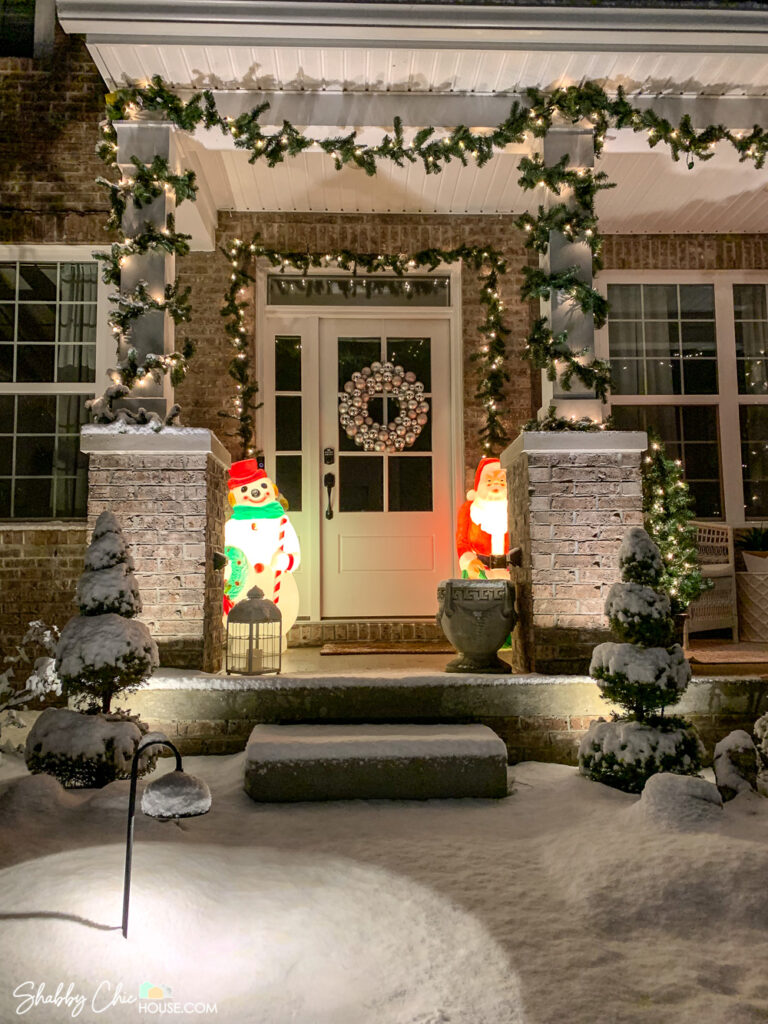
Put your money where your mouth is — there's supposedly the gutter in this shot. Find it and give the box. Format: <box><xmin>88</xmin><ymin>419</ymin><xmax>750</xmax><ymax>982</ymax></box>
<box><xmin>56</xmin><ymin>1</ymin><xmax>768</xmax><ymax>51</ymax></box>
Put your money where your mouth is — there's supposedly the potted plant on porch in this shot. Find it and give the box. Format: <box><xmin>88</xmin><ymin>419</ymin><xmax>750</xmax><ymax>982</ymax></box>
<box><xmin>737</xmin><ymin>526</ymin><xmax>768</xmax><ymax>573</ymax></box>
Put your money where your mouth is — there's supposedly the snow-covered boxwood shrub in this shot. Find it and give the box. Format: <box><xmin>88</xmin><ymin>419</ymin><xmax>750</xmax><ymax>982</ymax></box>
<box><xmin>25</xmin><ymin>707</ymin><xmax>161</xmax><ymax>789</ymax></box>
<box><xmin>579</xmin><ymin>526</ymin><xmax>703</xmax><ymax>793</ymax></box>
<box><xmin>56</xmin><ymin>512</ymin><xmax>158</xmax><ymax>713</ymax></box>
<box><xmin>604</xmin><ymin>582</ymin><xmax>674</xmax><ymax>648</ymax></box>
<box><xmin>579</xmin><ymin>718</ymin><xmax>702</xmax><ymax>795</ymax></box>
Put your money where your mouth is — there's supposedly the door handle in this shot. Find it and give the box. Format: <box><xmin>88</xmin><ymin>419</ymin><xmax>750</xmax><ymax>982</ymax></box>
<box><xmin>324</xmin><ymin>472</ymin><xmax>335</xmax><ymax>520</ymax></box>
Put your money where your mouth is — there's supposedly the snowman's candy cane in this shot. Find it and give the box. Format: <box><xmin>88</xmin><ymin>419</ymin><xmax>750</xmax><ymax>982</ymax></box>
<box><xmin>272</xmin><ymin>516</ymin><xmax>287</xmax><ymax>606</ymax></box>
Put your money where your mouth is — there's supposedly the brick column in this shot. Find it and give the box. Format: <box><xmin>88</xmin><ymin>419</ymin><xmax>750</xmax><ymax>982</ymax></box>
<box><xmin>81</xmin><ymin>426</ymin><xmax>230</xmax><ymax>672</ymax></box>
<box><xmin>501</xmin><ymin>430</ymin><xmax>647</xmax><ymax>674</ymax></box>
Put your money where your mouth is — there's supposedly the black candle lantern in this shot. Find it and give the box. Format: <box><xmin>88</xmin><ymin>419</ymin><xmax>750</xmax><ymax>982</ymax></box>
<box><xmin>225</xmin><ymin>586</ymin><xmax>282</xmax><ymax>675</ymax></box>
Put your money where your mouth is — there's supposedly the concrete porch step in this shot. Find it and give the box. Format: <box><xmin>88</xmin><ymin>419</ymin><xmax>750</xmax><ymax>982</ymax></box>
<box><xmin>243</xmin><ymin>723</ymin><xmax>509</xmax><ymax>802</ymax></box>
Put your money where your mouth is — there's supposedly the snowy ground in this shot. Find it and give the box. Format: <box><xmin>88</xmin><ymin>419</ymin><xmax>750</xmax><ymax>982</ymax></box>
<box><xmin>1</xmin><ymin>754</ymin><xmax>767</xmax><ymax>1024</ymax></box>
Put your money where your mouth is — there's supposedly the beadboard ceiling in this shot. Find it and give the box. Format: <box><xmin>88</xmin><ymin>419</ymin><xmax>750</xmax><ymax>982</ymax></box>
<box><xmin>173</xmin><ymin>131</ymin><xmax>768</xmax><ymax>234</ymax></box>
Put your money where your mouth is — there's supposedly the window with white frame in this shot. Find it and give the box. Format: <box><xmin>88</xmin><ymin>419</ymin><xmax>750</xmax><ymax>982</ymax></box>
<box><xmin>597</xmin><ymin>271</ymin><xmax>768</xmax><ymax>526</ymax></box>
<box><xmin>0</xmin><ymin>249</ymin><xmax>108</xmax><ymax>519</ymax></box>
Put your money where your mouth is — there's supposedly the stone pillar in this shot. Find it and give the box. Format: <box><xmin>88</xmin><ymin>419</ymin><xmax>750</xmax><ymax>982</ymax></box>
<box><xmin>81</xmin><ymin>426</ymin><xmax>230</xmax><ymax>672</ymax></box>
<box><xmin>501</xmin><ymin>430</ymin><xmax>647</xmax><ymax>675</ymax></box>
<box><xmin>113</xmin><ymin>120</ymin><xmax>178</xmax><ymax>420</ymax></box>
<box><xmin>539</xmin><ymin>128</ymin><xmax>603</xmax><ymax>422</ymax></box>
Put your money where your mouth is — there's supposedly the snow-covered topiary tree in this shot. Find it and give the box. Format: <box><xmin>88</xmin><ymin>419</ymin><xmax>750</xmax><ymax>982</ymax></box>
<box><xmin>55</xmin><ymin>511</ymin><xmax>159</xmax><ymax>713</ymax></box>
<box><xmin>578</xmin><ymin>526</ymin><xmax>703</xmax><ymax>793</ymax></box>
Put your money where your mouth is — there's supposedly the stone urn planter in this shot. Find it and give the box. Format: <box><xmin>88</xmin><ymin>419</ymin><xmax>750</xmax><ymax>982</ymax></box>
<box><xmin>437</xmin><ymin>579</ymin><xmax>516</xmax><ymax>674</ymax></box>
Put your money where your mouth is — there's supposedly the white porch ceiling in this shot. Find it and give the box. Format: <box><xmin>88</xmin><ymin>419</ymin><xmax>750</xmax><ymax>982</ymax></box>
<box><xmin>88</xmin><ymin>42</ymin><xmax>768</xmax><ymax>97</ymax></box>
<box><xmin>173</xmin><ymin>133</ymin><xmax>768</xmax><ymax>235</ymax></box>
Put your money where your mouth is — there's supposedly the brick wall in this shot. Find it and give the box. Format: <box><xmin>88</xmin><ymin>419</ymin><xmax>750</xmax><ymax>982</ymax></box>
<box><xmin>175</xmin><ymin>212</ymin><xmax>540</xmax><ymax>487</ymax></box>
<box><xmin>603</xmin><ymin>234</ymin><xmax>768</xmax><ymax>270</ymax></box>
<box><xmin>0</xmin><ymin>24</ymin><xmax>110</xmax><ymax>245</ymax></box>
<box><xmin>0</xmin><ymin>524</ymin><xmax>87</xmax><ymax>661</ymax></box>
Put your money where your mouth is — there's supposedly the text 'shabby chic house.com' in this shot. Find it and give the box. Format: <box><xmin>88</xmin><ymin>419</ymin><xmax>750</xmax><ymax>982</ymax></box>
<box><xmin>3</xmin><ymin>0</ymin><xmax>768</xmax><ymax>756</ymax></box>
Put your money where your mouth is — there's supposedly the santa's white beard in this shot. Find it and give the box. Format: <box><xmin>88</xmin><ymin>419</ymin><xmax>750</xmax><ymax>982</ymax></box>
<box><xmin>469</xmin><ymin>497</ymin><xmax>508</xmax><ymax>553</ymax></box>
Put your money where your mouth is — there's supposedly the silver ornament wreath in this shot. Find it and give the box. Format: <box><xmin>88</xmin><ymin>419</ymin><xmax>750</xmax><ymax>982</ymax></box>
<box><xmin>338</xmin><ymin>361</ymin><xmax>430</xmax><ymax>453</ymax></box>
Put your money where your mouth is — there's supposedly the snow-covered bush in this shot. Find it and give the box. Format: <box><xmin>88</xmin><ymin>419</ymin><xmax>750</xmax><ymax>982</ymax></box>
<box><xmin>25</xmin><ymin>707</ymin><xmax>164</xmax><ymax>789</ymax></box>
<box><xmin>0</xmin><ymin>621</ymin><xmax>62</xmax><ymax>759</ymax></box>
<box><xmin>581</xmin><ymin>719</ymin><xmax>702</xmax><ymax>796</ymax></box>
<box><xmin>56</xmin><ymin>512</ymin><xmax>158</xmax><ymax>713</ymax></box>
<box><xmin>579</xmin><ymin>527</ymin><xmax>702</xmax><ymax>794</ymax></box>
<box><xmin>753</xmin><ymin>713</ymin><xmax>768</xmax><ymax>797</ymax></box>
<box><xmin>713</xmin><ymin>730</ymin><xmax>758</xmax><ymax>801</ymax></box>
<box><xmin>604</xmin><ymin>583</ymin><xmax>673</xmax><ymax>648</ymax></box>
<box><xmin>589</xmin><ymin>643</ymin><xmax>690</xmax><ymax>717</ymax></box>
<box><xmin>755</xmin><ymin>713</ymin><xmax>768</xmax><ymax>771</ymax></box>
<box><xmin>618</xmin><ymin>526</ymin><xmax>664</xmax><ymax>587</ymax></box>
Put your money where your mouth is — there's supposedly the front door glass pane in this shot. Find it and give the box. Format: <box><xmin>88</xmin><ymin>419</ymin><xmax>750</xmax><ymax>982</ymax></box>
<box><xmin>389</xmin><ymin>457</ymin><xmax>432</xmax><ymax>511</ymax></box>
<box><xmin>339</xmin><ymin>456</ymin><xmax>383</xmax><ymax>512</ymax></box>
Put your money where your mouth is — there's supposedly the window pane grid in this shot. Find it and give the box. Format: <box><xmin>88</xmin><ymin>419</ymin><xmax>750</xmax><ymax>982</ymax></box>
<box><xmin>611</xmin><ymin>404</ymin><xmax>722</xmax><ymax>519</ymax></box>
<box><xmin>734</xmin><ymin>283</ymin><xmax>768</xmax><ymax>395</ymax></box>
<box><xmin>739</xmin><ymin>406</ymin><xmax>768</xmax><ymax>518</ymax></box>
<box><xmin>0</xmin><ymin>394</ymin><xmax>90</xmax><ymax>518</ymax></box>
<box><xmin>0</xmin><ymin>261</ymin><xmax>97</xmax><ymax>385</ymax></box>
<box><xmin>607</xmin><ymin>283</ymin><xmax>717</xmax><ymax>396</ymax></box>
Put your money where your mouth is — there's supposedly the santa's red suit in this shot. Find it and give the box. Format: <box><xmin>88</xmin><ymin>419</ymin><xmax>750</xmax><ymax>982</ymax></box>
<box><xmin>456</xmin><ymin>502</ymin><xmax>510</xmax><ymax>565</ymax></box>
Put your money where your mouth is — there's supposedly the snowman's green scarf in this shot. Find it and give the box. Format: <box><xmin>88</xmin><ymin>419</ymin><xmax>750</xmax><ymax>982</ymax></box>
<box><xmin>230</xmin><ymin>502</ymin><xmax>285</xmax><ymax>520</ymax></box>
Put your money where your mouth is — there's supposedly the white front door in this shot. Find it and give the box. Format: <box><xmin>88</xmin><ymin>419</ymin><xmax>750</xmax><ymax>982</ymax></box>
<box><xmin>262</xmin><ymin>311</ymin><xmax>457</xmax><ymax>619</ymax></box>
<box><xmin>319</xmin><ymin>317</ymin><xmax>454</xmax><ymax>617</ymax></box>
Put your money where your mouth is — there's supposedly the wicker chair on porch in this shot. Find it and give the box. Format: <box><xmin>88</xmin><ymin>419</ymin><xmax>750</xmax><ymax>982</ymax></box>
<box><xmin>683</xmin><ymin>522</ymin><xmax>738</xmax><ymax>648</ymax></box>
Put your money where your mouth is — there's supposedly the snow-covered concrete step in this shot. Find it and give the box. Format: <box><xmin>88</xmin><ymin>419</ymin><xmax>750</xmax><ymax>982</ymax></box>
<box><xmin>244</xmin><ymin>723</ymin><xmax>509</xmax><ymax>802</ymax></box>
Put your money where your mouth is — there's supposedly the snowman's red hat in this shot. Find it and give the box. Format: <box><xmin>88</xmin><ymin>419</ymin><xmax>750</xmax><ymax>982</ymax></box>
<box><xmin>228</xmin><ymin>459</ymin><xmax>267</xmax><ymax>490</ymax></box>
<box><xmin>473</xmin><ymin>456</ymin><xmax>501</xmax><ymax>491</ymax></box>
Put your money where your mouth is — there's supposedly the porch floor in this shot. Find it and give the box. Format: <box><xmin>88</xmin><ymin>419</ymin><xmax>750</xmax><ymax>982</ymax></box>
<box><xmin>686</xmin><ymin>640</ymin><xmax>768</xmax><ymax>676</ymax></box>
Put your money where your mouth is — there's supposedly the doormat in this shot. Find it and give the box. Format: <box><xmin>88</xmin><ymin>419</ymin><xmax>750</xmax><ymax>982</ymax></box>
<box><xmin>320</xmin><ymin>640</ymin><xmax>454</xmax><ymax>655</ymax></box>
<box><xmin>688</xmin><ymin>641</ymin><xmax>768</xmax><ymax>664</ymax></box>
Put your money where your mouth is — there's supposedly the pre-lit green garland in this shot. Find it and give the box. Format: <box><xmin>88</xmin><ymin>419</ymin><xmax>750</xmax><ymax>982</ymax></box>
<box><xmin>220</xmin><ymin>239</ymin><xmax>511</xmax><ymax>457</ymax></box>
<box><xmin>94</xmin><ymin>75</ymin><xmax>768</xmax><ymax>439</ymax></box>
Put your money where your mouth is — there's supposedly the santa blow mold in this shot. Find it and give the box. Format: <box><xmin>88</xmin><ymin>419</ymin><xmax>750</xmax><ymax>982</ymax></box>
<box><xmin>456</xmin><ymin>457</ymin><xmax>515</xmax><ymax>579</ymax></box>
<box><xmin>224</xmin><ymin>459</ymin><xmax>300</xmax><ymax>649</ymax></box>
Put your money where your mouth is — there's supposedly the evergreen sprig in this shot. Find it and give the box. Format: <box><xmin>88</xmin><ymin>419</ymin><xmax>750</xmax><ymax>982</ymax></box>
<box><xmin>521</xmin><ymin>267</ymin><xmax>609</xmax><ymax>328</ymax></box>
<box><xmin>524</xmin><ymin>318</ymin><xmax>612</xmax><ymax>401</ymax></box>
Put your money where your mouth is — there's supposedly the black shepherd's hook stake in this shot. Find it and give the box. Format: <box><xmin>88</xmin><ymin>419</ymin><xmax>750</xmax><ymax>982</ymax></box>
<box><xmin>122</xmin><ymin>739</ymin><xmax>182</xmax><ymax>940</ymax></box>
